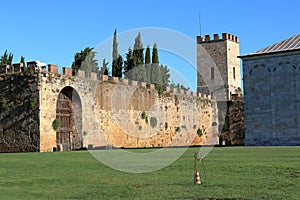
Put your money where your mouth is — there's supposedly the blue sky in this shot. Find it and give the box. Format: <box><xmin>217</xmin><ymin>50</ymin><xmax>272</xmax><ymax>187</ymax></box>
<box><xmin>0</xmin><ymin>0</ymin><xmax>299</xmax><ymax>90</ymax></box>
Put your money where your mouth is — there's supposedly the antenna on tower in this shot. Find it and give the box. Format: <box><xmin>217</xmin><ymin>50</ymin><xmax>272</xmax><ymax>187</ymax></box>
<box><xmin>199</xmin><ymin>13</ymin><xmax>202</xmax><ymax>36</ymax></box>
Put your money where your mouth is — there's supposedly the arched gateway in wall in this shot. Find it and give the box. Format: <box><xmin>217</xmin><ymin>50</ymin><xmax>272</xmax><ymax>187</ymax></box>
<box><xmin>55</xmin><ymin>86</ymin><xmax>83</xmax><ymax>151</ymax></box>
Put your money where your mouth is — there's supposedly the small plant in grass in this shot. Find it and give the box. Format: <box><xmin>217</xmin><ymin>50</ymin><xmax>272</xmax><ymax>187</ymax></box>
<box><xmin>197</xmin><ymin>128</ymin><xmax>203</xmax><ymax>137</ymax></box>
<box><xmin>139</xmin><ymin>125</ymin><xmax>142</xmax><ymax>130</ymax></box>
<box><xmin>52</xmin><ymin>118</ymin><xmax>61</xmax><ymax>132</ymax></box>
<box><xmin>145</xmin><ymin>116</ymin><xmax>148</xmax><ymax>124</ymax></box>
<box><xmin>150</xmin><ymin>117</ymin><xmax>157</xmax><ymax>128</ymax></box>
<box><xmin>193</xmin><ymin>125</ymin><xmax>197</xmax><ymax>129</ymax></box>
<box><xmin>175</xmin><ymin>127</ymin><xmax>181</xmax><ymax>132</ymax></box>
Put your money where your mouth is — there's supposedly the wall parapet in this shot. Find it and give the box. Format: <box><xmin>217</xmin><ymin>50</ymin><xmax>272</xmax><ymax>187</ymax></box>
<box><xmin>197</xmin><ymin>32</ymin><xmax>239</xmax><ymax>43</ymax></box>
<box><xmin>1</xmin><ymin>62</ymin><xmax>211</xmax><ymax>100</ymax></box>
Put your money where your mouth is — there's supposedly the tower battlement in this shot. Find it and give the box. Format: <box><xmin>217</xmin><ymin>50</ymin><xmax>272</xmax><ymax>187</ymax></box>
<box><xmin>197</xmin><ymin>33</ymin><xmax>241</xmax><ymax>100</ymax></box>
<box><xmin>197</xmin><ymin>33</ymin><xmax>239</xmax><ymax>43</ymax></box>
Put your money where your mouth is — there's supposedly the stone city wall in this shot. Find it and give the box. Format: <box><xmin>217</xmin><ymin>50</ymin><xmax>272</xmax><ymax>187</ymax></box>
<box><xmin>0</xmin><ymin>63</ymin><xmax>218</xmax><ymax>152</ymax></box>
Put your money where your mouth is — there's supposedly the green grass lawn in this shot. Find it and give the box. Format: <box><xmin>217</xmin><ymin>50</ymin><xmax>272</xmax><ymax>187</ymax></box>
<box><xmin>0</xmin><ymin>147</ymin><xmax>299</xmax><ymax>199</ymax></box>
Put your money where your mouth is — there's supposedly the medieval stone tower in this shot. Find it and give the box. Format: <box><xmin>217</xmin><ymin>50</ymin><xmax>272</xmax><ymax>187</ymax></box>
<box><xmin>197</xmin><ymin>33</ymin><xmax>241</xmax><ymax>100</ymax></box>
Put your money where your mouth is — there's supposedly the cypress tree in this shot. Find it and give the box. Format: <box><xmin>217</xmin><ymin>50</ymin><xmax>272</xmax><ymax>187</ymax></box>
<box><xmin>112</xmin><ymin>29</ymin><xmax>119</xmax><ymax>77</ymax></box>
<box><xmin>124</xmin><ymin>48</ymin><xmax>134</xmax><ymax>79</ymax></box>
<box><xmin>100</xmin><ymin>59</ymin><xmax>109</xmax><ymax>76</ymax></box>
<box><xmin>116</xmin><ymin>55</ymin><xmax>123</xmax><ymax>77</ymax></box>
<box><xmin>133</xmin><ymin>32</ymin><xmax>144</xmax><ymax>67</ymax></box>
<box><xmin>145</xmin><ymin>45</ymin><xmax>151</xmax><ymax>64</ymax></box>
<box><xmin>112</xmin><ymin>29</ymin><xmax>118</xmax><ymax>62</ymax></box>
<box><xmin>131</xmin><ymin>32</ymin><xmax>145</xmax><ymax>81</ymax></box>
<box><xmin>8</xmin><ymin>53</ymin><xmax>13</xmax><ymax>66</ymax></box>
<box><xmin>144</xmin><ymin>45</ymin><xmax>151</xmax><ymax>83</ymax></box>
<box><xmin>20</xmin><ymin>56</ymin><xmax>26</xmax><ymax>67</ymax></box>
<box><xmin>152</xmin><ymin>43</ymin><xmax>159</xmax><ymax>64</ymax></box>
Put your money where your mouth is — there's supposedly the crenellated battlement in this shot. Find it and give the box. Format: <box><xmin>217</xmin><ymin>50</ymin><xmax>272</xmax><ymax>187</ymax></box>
<box><xmin>197</xmin><ymin>32</ymin><xmax>239</xmax><ymax>43</ymax></box>
<box><xmin>0</xmin><ymin>62</ymin><xmax>211</xmax><ymax>100</ymax></box>
<box><xmin>99</xmin><ymin>75</ymin><xmax>211</xmax><ymax>99</ymax></box>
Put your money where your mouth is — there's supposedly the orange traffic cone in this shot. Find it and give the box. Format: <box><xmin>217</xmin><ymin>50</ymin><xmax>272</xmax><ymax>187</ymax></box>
<box><xmin>195</xmin><ymin>170</ymin><xmax>201</xmax><ymax>185</ymax></box>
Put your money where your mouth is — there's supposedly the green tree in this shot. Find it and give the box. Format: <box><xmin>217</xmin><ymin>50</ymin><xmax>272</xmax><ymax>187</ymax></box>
<box><xmin>150</xmin><ymin>63</ymin><xmax>162</xmax><ymax>85</ymax></box>
<box><xmin>144</xmin><ymin>45</ymin><xmax>151</xmax><ymax>83</ymax></box>
<box><xmin>145</xmin><ymin>45</ymin><xmax>151</xmax><ymax>64</ymax></box>
<box><xmin>133</xmin><ymin>32</ymin><xmax>144</xmax><ymax>67</ymax></box>
<box><xmin>71</xmin><ymin>47</ymin><xmax>98</xmax><ymax>76</ymax></box>
<box><xmin>20</xmin><ymin>56</ymin><xmax>26</xmax><ymax>67</ymax></box>
<box><xmin>152</xmin><ymin>43</ymin><xmax>159</xmax><ymax>64</ymax></box>
<box><xmin>132</xmin><ymin>64</ymin><xmax>146</xmax><ymax>82</ymax></box>
<box><xmin>0</xmin><ymin>50</ymin><xmax>13</xmax><ymax>65</ymax></box>
<box><xmin>148</xmin><ymin>43</ymin><xmax>170</xmax><ymax>88</ymax></box>
<box><xmin>130</xmin><ymin>32</ymin><xmax>146</xmax><ymax>82</ymax></box>
<box><xmin>112</xmin><ymin>29</ymin><xmax>123</xmax><ymax>78</ymax></box>
<box><xmin>161</xmin><ymin>64</ymin><xmax>170</xmax><ymax>86</ymax></box>
<box><xmin>112</xmin><ymin>29</ymin><xmax>118</xmax><ymax>62</ymax></box>
<box><xmin>112</xmin><ymin>29</ymin><xmax>118</xmax><ymax>77</ymax></box>
<box><xmin>124</xmin><ymin>48</ymin><xmax>134</xmax><ymax>79</ymax></box>
<box><xmin>145</xmin><ymin>64</ymin><xmax>151</xmax><ymax>83</ymax></box>
<box><xmin>116</xmin><ymin>55</ymin><xmax>123</xmax><ymax>77</ymax></box>
<box><xmin>150</xmin><ymin>43</ymin><xmax>160</xmax><ymax>84</ymax></box>
<box><xmin>81</xmin><ymin>50</ymin><xmax>98</xmax><ymax>76</ymax></box>
<box><xmin>0</xmin><ymin>50</ymin><xmax>7</xmax><ymax>65</ymax></box>
<box><xmin>112</xmin><ymin>54</ymin><xmax>123</xmax><ymax>78</ymax></box>
<box><xmin>99</xmin><ymin>59</ymin><xmax>109</xmax><ymax>76</ymax></box>
<box><xmin>8</xmin><ymin>53</ymin><xmax>13</xmax><ymax>66</ymax></box>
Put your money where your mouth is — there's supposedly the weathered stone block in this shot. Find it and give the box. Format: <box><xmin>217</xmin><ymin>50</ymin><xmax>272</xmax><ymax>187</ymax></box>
<box><xmin>48</xmin><ymin>64</ymin><xmax>58</xmax><ymax>73</ymax></box>
<box><xmin>77</xmin><ymin>70</ymin><xmax>85</xmax><ymax>78</ymax></box>
<box><xmin>63</xmin><ymin>67</ymin><xmax>72</xmax><ymax>76</ymax></box>
<box><xmin>90</xmin><ymin>72</ymin><xmax>97</xmax><ymax>81</ymax></box>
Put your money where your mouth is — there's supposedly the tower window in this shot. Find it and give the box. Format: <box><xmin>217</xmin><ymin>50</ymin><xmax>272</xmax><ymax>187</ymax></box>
<box><xmin>233</xmin><ymin>67</ymin><xmax>236</xmax><ymax>80</ymax></box>
<box><xmin>211</xmin><ymin>67</ymin><xmax>214</xmax><ymax>80</ymax></box>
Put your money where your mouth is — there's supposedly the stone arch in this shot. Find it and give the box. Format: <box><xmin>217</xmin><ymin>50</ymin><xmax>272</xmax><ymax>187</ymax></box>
<box><xmin>248</xmin><ymin>64</ymin><xmax>271</xmax><ymax>107</ymax></box>
<box><xmin>55</xmin><ymin>86</ymin><xmax>83</xmax><ymax>151</ymax></box>
<box><xmin>271</xmin><ymin>62</ymin><xmax>297</xmax><ymax>137</ymax></box>
<box><xmin>246</xmin><ymin>64</ymin><xmax>272</xmax><ymax>141</ymax></box>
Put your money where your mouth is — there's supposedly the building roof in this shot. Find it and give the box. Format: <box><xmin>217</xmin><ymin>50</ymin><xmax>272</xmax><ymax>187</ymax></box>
<box><xmin>240</xmin><ymin>34</ymin><xmax>300</xmax><ymax>58</ymax></box>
